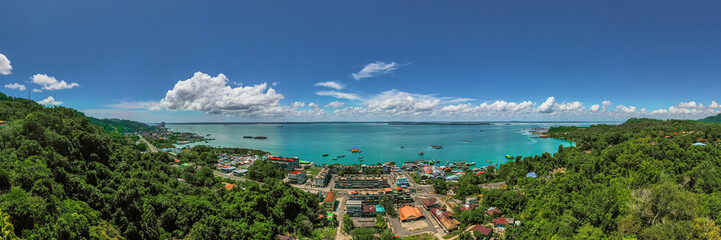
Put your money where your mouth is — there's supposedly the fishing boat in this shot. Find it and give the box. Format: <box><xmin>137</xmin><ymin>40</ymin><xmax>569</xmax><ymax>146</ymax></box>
<box><xmin>505</xmin><ymin>155</ymin><xmax>513</xmax><ymax>159</ymax></box>
<box><xmin>539</xmin><ymin>135</ymin><xmax>549</xmax><ymax>138</ymax></box>
<box><xmin>333</xmin><ymin>158</ymin><xmax>337</xmax><ymax>160</ymax></box>
<box><xmin>431</xmin><ymin>145</ymin><xmax>443</xmax><ymax>149</ymax></box>
<box><xmin>254</xmin><ymin>136</ymin><xmax>268</xmax><ymax>139</ymax></box>
<box><xmin>351</xmin><ymin>149</ymin><xmax>361</xmax><ymax>153</ymax></box>
<box><xmin>322</xmin><ymin>154</ymin><xmax>329</xmax><ymax>157</ymax></box>
<box><xmin>243</xmin><ymin>136</ymin><xmax>253</xmax><ymax>139</ymax></box>
<box><xmin>338</xmin><ymin>155</ymin><xmax>345</xmax><ymax>158</ymax></box>
<box><xmin>418</xmin><ymin>152</ymin><xmax>425</xmax><ymax>156</ymax></box>
<box><xmin>358</xmin><ymin>156</ymin><xmax>363</xmax><ymax>159</ymax></box>
<box><xmin>486</xmin><ymin>160</ymin><xmax>492</xmax><ymax>163</ymax></box>
<box><xmin>400</xmin><ymin>146</ymin><xmax>404</xmax><ymax>148</ymax></box>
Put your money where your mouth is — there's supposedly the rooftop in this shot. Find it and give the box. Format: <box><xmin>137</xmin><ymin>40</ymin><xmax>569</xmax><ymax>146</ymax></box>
<box><xmin>324</xmin><ymin>192</ymin><xmax>336</xmax><ymax>203</ymax></box>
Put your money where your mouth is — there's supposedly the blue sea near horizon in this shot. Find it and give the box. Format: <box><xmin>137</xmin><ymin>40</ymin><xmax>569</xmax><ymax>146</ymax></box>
<box><xmin>166</xmin><ymin>123</ymin><xmax>596</xmax><ymax>167</ymax></box>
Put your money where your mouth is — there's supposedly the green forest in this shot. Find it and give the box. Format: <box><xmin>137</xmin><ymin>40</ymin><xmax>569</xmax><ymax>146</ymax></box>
<box><xmin>0</xmin><ymin>92</ymin><xmax>329</xmax><ymax>239</ymax></box>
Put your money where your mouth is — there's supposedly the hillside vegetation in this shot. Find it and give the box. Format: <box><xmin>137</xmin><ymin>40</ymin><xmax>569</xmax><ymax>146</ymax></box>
<box><xmin>0</xmin><ymin>92</ymin><xmax>326</xmax><ymax>239</ymax></box>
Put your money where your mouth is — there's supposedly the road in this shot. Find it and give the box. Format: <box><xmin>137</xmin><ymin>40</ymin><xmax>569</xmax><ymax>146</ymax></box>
<box><xmin>139</xmin><ymin>135</ymin><xmax>158</xmax><ymax>153</ymax></box>
<box><xmin>335</xmin><ymin>194</ymin><xmax>351</xmax><ymax>240</ymax></box>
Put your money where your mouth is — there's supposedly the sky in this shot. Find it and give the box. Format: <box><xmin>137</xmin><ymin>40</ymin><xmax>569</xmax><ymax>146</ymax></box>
<box><xmin>1</xmin><ymin>0</ymin><xmax>720</xmax><ymax>123</ymax></box>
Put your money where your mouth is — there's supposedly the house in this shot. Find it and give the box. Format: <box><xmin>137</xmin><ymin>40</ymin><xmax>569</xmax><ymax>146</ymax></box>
<box><xmin>375</xmin><ymin>204</ymin><xmax>385</xmax><ymax>214</ymax></box>
<box><xmin>288</xmin><ymin>170</ymin><xmax>307</xmax><ymax>184</ymax></box>
<box><xmin>493</xmin><ymin>217</ymin><xmax>508</xmax><ymax>229</ymax></box>
<box><xmin>429</xmin><ymin>207</ymin><xmax>460</xmax><ymax>233</ymax></box>
<box><xmin>465</xmin><ymin>197</ymin><xmax>478</xmax><ymax>205</ymax></box>
<box><xmin>527</xmin><ymin>172</ymin><xmax>537</xmax><ymax>178</ymax></box>
<box><xmin>396</xmin><ymin>176</ymin><xmax>409</xmax><ymax>187</ymax></box>
<box><xmin>267</xmin><ymin>155</ymin><xmax>300</xmax><ymax>170</ymax></box>
<box><xmin>223</xmin><ymin>184</ymin><xmax>234</xmax><ymax>190</ymax></box>
<box><xmin>232</xmin><ymin>169</ymin><xmax>248</xmax><ymax>176</ymax></box>
<box><xmin>422</xmin><ymin>198</ymin><xmax>439</xmax><ymax>209</ymax></box>
<box><xmin>219</xmin><ymin>166</ymin><xmax>236</xmax><ymax>173</ymax></box>
<box><xmin>445</xmin><ymin>175</ymin><xmax>459</xmax><ymax>181</ymax></box>
<box><xmin>313</xmin><ymin>168</ymin><xmax>331</xmax><ymax>187</ymax></box>
<box><xmin>486</xmin><ymin>207</ymin><xmax>502</xmax><ymax>217</ymax></box>
<box><xmin>346</xmin><ymin>200</ymin><xmax>364</xmax><ymax>215</ymax></box>
<box><xmin>399</xmin><ymin>205</ymin><xmax>424</xmax><ymax>221</ymax></box>
<box><xmin>323</xmin><ymin>192</ymin><xmax>337</xmax><ymax>211</ymax></box>
<box><xmin>471</xmin><ymin>225</ymin><xmax>493</xmax><ymax>238</ymax></box>
<box><xmin>362</xmin><ymin>204</ymin><xmax>377</xmax><ymax>217</ymax></box>
<box><xmin>461</xmin><ymin>203</ymin><xmax>478</xmax><ymax>211</ymax></box>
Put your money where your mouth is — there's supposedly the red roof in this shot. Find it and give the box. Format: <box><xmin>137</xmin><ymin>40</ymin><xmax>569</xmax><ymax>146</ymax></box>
<box><xmin>362</xmin><ymin>204</ymin><xmax>376</xmax><ymax>212</ymax></box>
<box><xmin>493</xmin><ymin>217</ymin><xmax>508</xmax><ymax>225</ymax></box>
<box><xmin>472</xmin><ymin>225</ymin><xmax>493</xmax><ymax>235</ymax></box>
<box><xmin>486</xmin><ymin>208</ymin><xmax>502</xmax><ymax>216</ymax></box>
<box><xmin>422</xmin><ymin>198</ymin><xmax>438</xmax><ymax>207</ymax></box>
<box><xmin>324</xmin><ymin>192</ymin><xmax>336</xmax><ymax>203</ymax></box>
<box><xmin>289</xmin><ymin>170</ymin><xmax>304</xmax><ymax>175</ymax></box>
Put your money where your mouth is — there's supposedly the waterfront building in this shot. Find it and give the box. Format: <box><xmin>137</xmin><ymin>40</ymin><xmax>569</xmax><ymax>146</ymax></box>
<box><xmin>323</xmin><ymin>192</ymin><xmax>336</xmax><ymax>211</ymax></box>
<box><xmin>267</xmin><ymin>155</ymin><xmax>300</xmax><ymax>170</ymax></box>
<box><xmin>346</xmin><ymin>200</ymin><xmax>363</xmax><ymax>215</ymax></box>
<box><xmin>288</xmin><ymin>170</ymin><xmax>307</xmax><ymax>184</ymax></box>
<box><xmin>335</xmin><ymin>175</ymin><xmax>389</xmax><ymax>189</ymax></box>
<box><xmin>313</xmin><ymin>168</ymin><xmax>331</xmax><ymax>187</ymax></box>
<box><xmin>395</xmin><ymin>176</ymin><xmax>409</xmax><ymax>188</ymax></box>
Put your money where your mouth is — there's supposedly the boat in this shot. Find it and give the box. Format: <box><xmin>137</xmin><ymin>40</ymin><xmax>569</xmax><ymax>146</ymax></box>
<box><xmin>254</xmin><ymin>136</ymin><xmax>268</xmax><ymax>139</ymax></box>
<box><xmin>486</xmin><ymin>160</ymin><xmax>492</xmax><ymax>163</ymax></box>
<box><xmin>400</xmin><ymin>146</ymin><xmax>404</xmax><ymax>148</ymax></box>
<box><xmin>431</xmin><ymin>145</ymin><xmax>443</xmax><ymax>149</ymax></box>
<box><xmin>322</xmin><ymin>154</ymin><xmax>329</xmax><ymax>157</ymax></box>
<box><xmin>505</xmin><ymin>155</ymin><xmax>513</xmax><ymax>159</ymax></box>
<box><xmin>539</xmin><ymin>135</ymin><xmax>549</xmax><ymax>138</ymax></box>
<box><xmin>333</xmin><ymin>158</ymin><xmax>337</xmax><ymax>160</ymax></box>
<box><xmin>338</xmin><ymin>155</ymin><xmax>345</xmax><ymax>158</ymax></box>
<box><xmin>358</xmin><ymin>156</ymin><xmax>363</xmax><ymax>159</ymax></box>
<box><xmin>243</xmin><ymin>136</ymin><xmax>253</xmax><ymax>139</ymax></box>
<box><xmin>351</xmin><ymin>150</ymin><xmax>361</xmax><ymax>153</ymax></box>
<box><xmin>418</xmin><ymin>152</ymin><xmax>424</xmax><ymax>156</ymax></box>
<box><xmin>461</xmin><ymin>140</ymin><xmax>472</xmax><ymax>143</ymax></box>
<box><xmin>206</xmin><ymin>134</ymin><xmax>211</xmax><ymax>136</ymax></box>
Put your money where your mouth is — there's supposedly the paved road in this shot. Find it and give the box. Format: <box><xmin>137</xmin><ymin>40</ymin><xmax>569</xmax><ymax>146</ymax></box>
<box><xmin>139</xmin><ymin>135</ymin><xmax>158</xmax><ymax>153</ymax></box>
<box><xmin>335</xmin><ymin>195</ymin><xmax>351</xmax><ymax>240</ymax></box>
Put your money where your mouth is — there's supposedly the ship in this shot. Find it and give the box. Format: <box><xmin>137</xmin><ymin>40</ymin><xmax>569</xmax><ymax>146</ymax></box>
<box><xmin>431</xmin><ymin>145</ymin><xmax>443</xmax><ymax>149</ymax></box>
<box><xmin>254</xmin><ymin>136</ymin><xmax>268</xmax><ymax>139</ymax></box>
<box><xmin>243</xmin><ymin>136</ymin><xmax>253</xmax><ymax>139</ymax></box>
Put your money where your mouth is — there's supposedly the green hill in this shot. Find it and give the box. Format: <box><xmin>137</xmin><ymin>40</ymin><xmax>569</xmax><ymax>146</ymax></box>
<box><xmin>0</xmin><ymin>92</ymin><xmax>327</xmax><ymax>239</ymax></box>
<box><xmin>699</xmin><ymin>113</ymin><xmax>721</xmax><ymax>123</ymax></box>
<box><xmin>88</xmin><ymin>117</ymin><xmax>155</xmax><ymax>133</ymax></box>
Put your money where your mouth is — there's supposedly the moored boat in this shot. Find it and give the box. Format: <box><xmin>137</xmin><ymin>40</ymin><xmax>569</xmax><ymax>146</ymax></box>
<box><xmin>322</xmin><ymin>154</ymin><xmax>329</xmax><ymax>157</ymax></box>
<box><xmin>431</xmin><ymin>145</ymin><xmax>443</xmax><ymax>149</ymax></box>
<box><xmin>418</xmin><ymin>152</ymin><xmax>425</xmax><ymax>156</ymax></box>
<box><xmin>254</xmin><ymin>136</ymin><xmax>268</xmax><ymax>139</ymax></box>
<box><xmin>243</xmin><ymin>136</ymin><xmax>253</xmax><ymax>138</ymax></box>
<box><xmin>505</xmin><ymin>155</ymin><xmax>513</xmax><ymax>159</ymax></box>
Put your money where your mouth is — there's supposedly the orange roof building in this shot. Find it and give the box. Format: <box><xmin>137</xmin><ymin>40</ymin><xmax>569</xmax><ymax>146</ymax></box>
<box><xmin>224</xmin><ymin>184</ymin><xmax>234</xmax><ymax>190</ymax></box>
<box><xmin>399</xmin><ymin>205</ymin><xmax>424</xmax><ymax>221</ymax></box>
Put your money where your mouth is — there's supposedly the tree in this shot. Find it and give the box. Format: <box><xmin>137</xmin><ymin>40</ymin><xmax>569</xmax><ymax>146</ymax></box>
<box><xmin>0</xmin><ymin>209</ymin><xmax>19</xmax><ymax>240</ymax></box>
<box><xmin>380</xmin><ymin>229</ymin><xmax>394</xmax><ymax>240</ymax></box>
<box><xmin>375</xmin><ymin>215</ymin><xmax>387</xmax><ymax>230</ymax></box>
<box><xmin>342</xmin><ymin>214</ymin><xmax>354</xmax><ymax>234</ymax></box>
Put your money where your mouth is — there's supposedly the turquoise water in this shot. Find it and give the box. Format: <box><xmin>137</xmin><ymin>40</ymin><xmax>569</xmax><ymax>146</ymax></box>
<box><xmin>167</xmin><ymin>123</ymin><xmax>585</xmax><ymax>167</ymax></box>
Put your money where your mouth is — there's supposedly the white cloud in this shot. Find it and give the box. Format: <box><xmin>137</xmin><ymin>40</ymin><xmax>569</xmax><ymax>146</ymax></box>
<box><xmin>710</xmin><ymin>101</ymin><xmax>720</xmax><ymax>109</ymax></box>
<box><xmin>4</xmin><ymin>83</ymin><xmax>25</xmax><ymax>91</ymax></box>
<box><xmin>446</xmin><ymin>98</ymin><xmax>475</xmax><ymax>103</ymax></box>
<box><xmin>314</xmin><ymin>81</ymin><xmax>344</xmax><ymax>90</ymax></box>
<box><xmin>616</xmin><ymin>105</ymin><xmax>637</xmax><ymax>113</ymax></box>
<box><xmin>652</xmin><ymin>109</ymin><xmax>669</xmax><ymax>114</ymax></box>
<box><xmin>364</xmin><ymin>90</ymin><xmax>441</xmax><ymax>115</ymax></box>
<box><xmin>0</xmin><ymin>53</ymin><xmax>12</xmax><ymax>75</ymax></box>
<box><xmin>105</xmin><ymin>101</ymin><xmax>158</xmax><ymax>109</ymax></box>
<box><xmin>316</xmin><ymin>90</ymin><xmax>362</xmax><ymax>100</ymax></box>
<box><xmin>33</xmin><ymin>89</ymin><xmax>42</xmax><ymax>93</ymax></box>
<box><xmin>292</xmin><ymin>102</ymin><xmax>305</xmax><ymax>108</ymax></box>
<box><xmin>37</xmin><ymin>96</ymin><xmax>62</xmax><ymax>105</ymax></box>
<box><xmin>156</xmin><ymin>72</ymin><xmax>288</xmax><ymax>117</ymax></box>
<box><xmin>677</xmin><ymin>101</ymin><xmax>702</xmax><ymax>109</ymax></box>
<box><xmin>31</xmin><ymin>74</ymin><xmax>79</xmax><ymax>90</ymax></box>
<box><xmin>590</xmin><ymin>104</ymin><xmax>600</xmax><ymax>112</ymax></box>
<box><xmin>640</xmin><ymin>108</ymin><xmax>648</xmax><ymax>114</ymax></box>
<box><xmin>325</xmin><ymin>101</ymin><xmax>346</xmax><ymax>108</ymax></box>
<box><xmin>351</xmin><ymin>61</ymin><xmax>403</xmax><ymax>80</ymax></box>
<box><xmin>538</xmin><ymin>97</ymin><xmax>556</xmax><ymax>113</ymax></box>
<box><xmin>308</xmin><ymin>102</ymin><xmax>320</xmax><ymax>109</ymax></box>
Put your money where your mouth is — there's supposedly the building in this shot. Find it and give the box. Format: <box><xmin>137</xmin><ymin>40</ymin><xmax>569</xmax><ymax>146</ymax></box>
<box><xmin>288</xmin><ymin>170</ymin><xmax>307</xmax><ymax>184</ymax></box>
<box><xmin>471</xmin><ymin>225</ymin><xmax>493</xmax><ymax>239</ymax></box>
<box><xmin>313</xmin><ymin>168</ymin><xmax>331</xmax><ymax>187</ymax></box>
<box><xmin>375</xmin><ymin>204</ymin><xmax>385</xmax><ymax>214</ymax></box>
<box><xmin>351</xmin><ymin>217</ymin><xmax>377</xmax><ymax>228</ymax></box>
<box><xmin>396</xmin><ymin>176</ymin><xmax>409</xmax><ymax>188</ymax></box>
<box><xmin>219</xmin><ymin>166</ymin><xmax>237</xmax><ymax>173</ymax></box>
<box><xmin>346</xmin><ymin>200</ymin><xmax>364</xmax><ymax>215</ymax></box>
<box><xmin>399</xmin><ymin>205</ymin><xmax>424</xmax><ymax>222</ymax></box>
<box><xmin>362</xmin><ymin>204</ymin><xmax>377</xmax><ymax>217</ymax></box>
<box><xmin>493</xmin><ymin>217</ymin><xmax>508</xmax><ymax>232</ymax></box>
<box><xmin>335</xmin><ymin>176</ymin><xmax>389</xmax><ymax>189</ymax></box>
<box><xmin>267</xmin><ymin>155</ymin><xmax>300</xmax><ymax>170</ymax></box>
<box><xmin>429</xmin><ymin>207</ymin><xmax>460</xmax><ymax>233</ymax></box>
<box><xmin>465</xmin><ymin>197</ymin><xmax>478</xmax><ymax>205</ymax></box>
<box><xmin>486</xmin><ymin>207</ymin><xmax>502</xmax><ymax>217</ymax></box>
<box><xmin>233</xmin><ymin>169</ymin><xmax>248</xmax><ymax>176</ymax></box>
<box><xmin>323</xmin><ymin>192</ymin><xmax>337</xmax><ymax>211</ymax></box>
<box><xmin>422</xmin><ymin>198</ymin><xmax>439</xmax><ymax>209</ymax></box>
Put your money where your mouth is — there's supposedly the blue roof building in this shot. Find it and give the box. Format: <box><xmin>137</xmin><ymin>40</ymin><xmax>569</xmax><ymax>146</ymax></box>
<box><xmin>527</xmin><ymin>172</ymin><xmax>537</xmax><ymax>178</ymax></box>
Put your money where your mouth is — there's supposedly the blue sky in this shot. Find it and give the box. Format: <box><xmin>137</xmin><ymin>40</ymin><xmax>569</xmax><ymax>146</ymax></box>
<box><xmin>1</xmin><ymin>0</ymin><xmax>720</xmax><ymax>122</ymax></box>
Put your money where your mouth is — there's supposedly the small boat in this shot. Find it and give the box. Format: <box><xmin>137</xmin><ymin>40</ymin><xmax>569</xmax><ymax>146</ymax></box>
<box><xmin>418</xmin><ymin>152</ymin><xmax>425</xmax><ymax>156</ymax></box>
<box><xmin>539</xmin><ymin>135</ymin><xmax>549</xmax><ymax>138</ymax></box>
<box><xmin>358</xmin><ymin>156</ymin><xmax>363</xmax><ymax>159</ymax></box>
<box><xmin>486</xmin><ymin>160</ymin><xmax>492</xmax><ymax>163</ymax></box>
<box><xmin>505</xmin><ymin>155</ymin><xmax>513</xmax><ymax>159</ymax></box>
<box><xmin>254</xmin><ymin>136</ymin><xmax>268</xmax><ymax>139</ymax></box>
<box><xmin>243</xmin><ymin>136</ymin><xmax>253</xmax><ymax>139</ymax></box>
<box><xmin>467</xmin><ymin>162</ymin><xmax>475</xmax><ymax>166</ymax></box>
<box><xmin>400</xmin><ymin>146</ymin><xmax>404</xmax><ymax>148</ymax></box>
<box><xmin>431</xmin><ymin>145</ymin><xmax>443</xmax><ymax>149</ymax></box>
<box><xmin>461</xmin><ymin>140</ymin><xmax>472</xmax><ymax>143</ymax></box>
<box><xmin>338</xmin><ymin>155</ymin><xmax>345</xmax><ymax>158</ymax></box>
<box><xmin>333</xmin><ymin>158</ymin><xmax>337</xmax><ymax>160</ymax></box>
<box><xmin>322</xmin><ymin>154</ymin><xmax>329</xmax><ymax>157</ymax></box>
<box><xmin>206</xmin><ymin>134</ymin><xmax>211</xmax><ymax>136</ymax></box>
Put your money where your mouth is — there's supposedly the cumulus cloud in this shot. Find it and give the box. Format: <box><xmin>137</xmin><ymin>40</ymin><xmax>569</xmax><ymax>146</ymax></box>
<box><xmin>364</xmin><ymin>90</ymin><xmax>441</xmax><ymax>115</ymax></box>
<box><xmin>325</xmin><ymin>101</ymin><xmax>346</xmax><ymax>108</ymax></box>
<box><xmin>314</xmin><ymin>81</ymin><xmax>344</xmax><ymax>90</ymax></box>
<box><xmin>710</xmin><ymin>101</ymin><xmax>720</xmax><ymax>109</ymax></box>
<box><xmin>308</xmin><ymin>102</ymin><xmax>320</xmax><ymax>109</ymax></box>
<box><xmin>31</xmin><ymin>74</ymin><xmax>80</xmax><ymax>90</ymax></box>
<box><xmin>33</xmin><ymin>89</ymin><xmax>42</xmax><ymax>93</ymax></box>
<box><xmin>351</xmin><ymin>61</ymin><xmax>404</xmax><ymax>80</ymax></box>
<box><xmin>537</xmin><ymin>97</ymin><xmax>583</xmax><ymax>114</ymax></box>
<box><xmin>105</xmin><ymin>101</ymin><xmax>159</xmax><ymax>109</ymax></box>
<box><xmin>616</xmin><ymin>105</ymin><xmax>637</xmax><ymax>113</ymax></box>
<box><xmin>156</xmin><ymin>72</ymin><xmax>288</xmax><ymax>117</ymax></box>
<box><xmin>38</xmin><ymin>96</ymin><xmax>62</xmax><ymax>105</ymax></box>
<box><xmin>590</xmin><ymin>104</ymin><xmax>600</xmax><ymax>112</ymax></box>
<box><xmin>652</xmin><ymin>109</ymin><xmax>669</xmax><ymax>114</ymax></box>
<box><xmin>0</xmin><ymin>53</ymin><xmax>12</xmax><ymax>75</ymax></box>
<box><xmin>590</xmin><ymin>100</ymin><xmax>612</xmax><ymax>112</ymax></box>
<box><xmin>292</xmin><ymin>102</ymin><xmax>305</xmax><ymax>108</ymax></box>
<box><xmin>316</xmin><ymin>90</ymin><xmax>362</xmax><ymax>100</ymax></box>
<box><xmin>4</xmin><ymin>83</ymin><xmax>25</xmax><ymax>91</ymax></box>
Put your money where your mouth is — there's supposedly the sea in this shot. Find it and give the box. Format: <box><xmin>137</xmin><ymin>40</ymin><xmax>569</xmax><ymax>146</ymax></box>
<box><xmin>166</xmin><ymin>122</ymin><xmax>599</xmax><ymax>167</ymax></box>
